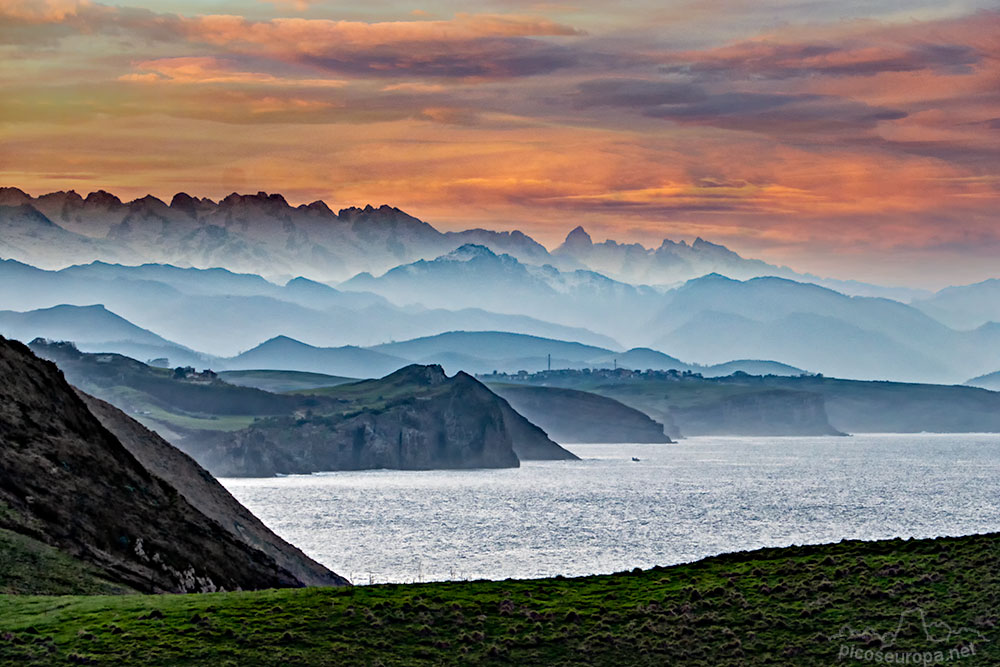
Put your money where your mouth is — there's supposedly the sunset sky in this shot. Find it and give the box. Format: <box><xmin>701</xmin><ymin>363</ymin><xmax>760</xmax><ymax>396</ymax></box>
<box><xmin>2</xmin><ymin>0</ymin><xmax>998</xmax><ymax>287</ymax></box>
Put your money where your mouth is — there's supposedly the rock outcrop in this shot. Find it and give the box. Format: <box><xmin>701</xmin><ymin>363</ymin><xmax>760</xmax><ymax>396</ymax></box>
<box><xmin>488</xmin><ymin>384</ymin><xmax>672</xmax><ymax>443</ymax></box>
<box><xmin>0</xmin><ymin>336</ymin><xmax>346</xmax><ymax>592</ymax></box>
<box><xmin>668</xmin><ymin>389</ymin><xmax>844</xmax><ymax>437</ymax></box>
<box><xmin>192</xmin><ymin>365</ymin><xmax>575</xmax><ymax>476</ymax></box>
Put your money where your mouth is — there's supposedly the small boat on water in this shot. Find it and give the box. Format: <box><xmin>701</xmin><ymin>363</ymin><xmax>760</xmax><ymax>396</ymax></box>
<box><xmin>631</xmin><ymin>457</ymin><xmax>641</xmax><ymax>462</ymax></box>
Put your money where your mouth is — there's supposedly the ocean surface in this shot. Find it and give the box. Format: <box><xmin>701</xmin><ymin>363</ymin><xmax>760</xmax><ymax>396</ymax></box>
<box><xmin>221</xmin><ymin>434</ymin><xmax>1000</xmax><ymax>585</ymax></box>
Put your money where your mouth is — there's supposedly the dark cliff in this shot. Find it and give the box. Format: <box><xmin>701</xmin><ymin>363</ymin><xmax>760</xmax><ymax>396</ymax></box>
<box><xmin>79</xmin><ymin>391</ymin><xmax>347</xmax><ymax>587</ymax></box>
<box><xmin>488</xmin><ymin>384</ymin><xmax>672</xmax><ymax>444</ymax></box>
<box><xmin>669</xmin><ymin>389</ymin><xmax>844</xmax><ymax>437</ymax></box>
<box><xmin>191</xmin><ymin>365</ymin><xmax>575</xmax><ymax>476</ymax></box>
<box><xmin>0</xmin><ymin>336</ymin><xmax>345</xmax><ymax>592</ymax></box>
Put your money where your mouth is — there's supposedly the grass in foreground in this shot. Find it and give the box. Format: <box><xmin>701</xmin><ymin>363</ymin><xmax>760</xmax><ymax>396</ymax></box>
<box><xmin>1</xmin><ymin>533</ymin><xmax>997</xmax><ymax>665</ymax></box>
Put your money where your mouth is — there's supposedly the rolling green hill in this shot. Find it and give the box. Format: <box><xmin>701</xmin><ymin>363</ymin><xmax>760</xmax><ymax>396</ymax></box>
<box><xmin>217</xmin><ymin>369</ymin><xmax>356</xmax><ymax>393</ymax></box>
<box><xmin>1</xmin><ymin>532</ymin><xmax>996</xmax><ymax>665</ymax></box>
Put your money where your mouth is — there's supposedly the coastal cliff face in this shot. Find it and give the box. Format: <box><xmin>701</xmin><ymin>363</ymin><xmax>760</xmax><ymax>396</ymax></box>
<box><xmin>0</xmin><ymin>336</ymin><xmax>344</xmax><ymax>593</ymax></box>
<box><xmin>670</xmin><ymin>389</ymin><xmax>844</xmax><ymax>437</ymax></box>
<box><xmin>191</xmin><ymin>365</ymin><xmax>571</xmax><ymax>476</ymax></box>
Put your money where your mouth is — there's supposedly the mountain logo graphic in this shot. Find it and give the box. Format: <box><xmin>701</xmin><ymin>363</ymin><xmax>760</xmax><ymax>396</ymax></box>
<box><xmin>833</xmin><ymin>607</ymin><xmax>988</xmax><ymax>647</ymax></box>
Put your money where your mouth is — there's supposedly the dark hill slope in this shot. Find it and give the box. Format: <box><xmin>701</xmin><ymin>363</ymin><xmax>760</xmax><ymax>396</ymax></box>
<box><xmin>78</xmin><ymin>392</ymin><xmax>346</xmax><ymax>587</ymax></box>
<box><xmin>311</xmin><ymin>364</ymin><xmax>577</xmax><ymax>463</ymax></box>
<box><xmin>487</xmin><ymin>384</ymin><xmax>672</xmax><ymax>443</ymax></box>
<box><xmin>0</xmin><ymin>336</ymin><xmax>337</xmax><ymax>592</ymax></box>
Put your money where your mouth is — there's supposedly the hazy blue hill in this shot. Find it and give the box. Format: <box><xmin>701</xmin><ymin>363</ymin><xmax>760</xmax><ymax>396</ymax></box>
<box><xmin>340</xmin><ymin>244</ymin><xmax>657</xmax><ymax>345</ymax></box>
<box><xmin>281</xmin><ymin>276</ymin><xmax>389</xmax><ymax>309</ymax></box>
<box><xmin>60</xmin><ymin>261</ymin><xmax>278</xmax><ymax>296</ymax></box>
<box><xmin>700</xmin><ymin>359</ymin><xmax>806</xmax><ymax>377</ymax></box>
<box><xmin>913</xmin><ymin>278</ymin><xmax>1000</xmax><ymax>330</ymax></box>
<box><xmin>656</xmin><ymin>274</ymin><xmax>952</xmax><ymax>344</ymax></box>
<box><xmin>649</xmin><ymin>275</ymin><xmax>971</xmax><ymax>382</ymax></box>
<box><xmin>0</xmin><ymin>303</ymin><xmax>171</xmax><ymax>347</ymax></box>
<box><xmin>965</xmin><ymin>370</ymin><xmax>1000</xmax><ymax>391</ymax></box>
<box><xmin>229</xmin><ymin>336</ymin><xmax>409</xmax><ymax>378</ymax></box>
<box><xmin>590</xmin><ymin>347</ymin><xmax>691</xmax><ymax>371</ymax></box>
<box><xmin>0</xmin><ymin>258</ymin><xmax>620</xmax><ymax>355</ymax></box>
<box><xmin>382</xmin><ymin>306</ymin><xmax>622</xmax><ymax>350</ymax></box>
<box><xmin>341</xmin><ymin>244</ymin><xmax>555</xmax><ymax>303</ymax></box>
<box><xmin>0</xmin><ymin>302</ymin><xmax>213</xmax><ymax>367</ymax></box>
<box><xmin>657</xmin><ymin>309</ymin><xmax>951</xmax><ymax>382</ymax></box>
<box><xmin>372</xmin><ymin>330</ymin><xmax>615</xmax><ymax>363</ymax></box>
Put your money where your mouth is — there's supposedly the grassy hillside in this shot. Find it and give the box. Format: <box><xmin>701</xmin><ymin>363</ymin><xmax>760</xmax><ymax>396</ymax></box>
<box><xmin>217</xmin><ymin>370</ymin><xmax>355</xmax><ymax>394</ymax></box>
<box><xmin>28</xmin><ymin>341</ymin><xmax>327</xmax><ymax>437</ymax></box>
<box><xmin>0</xmin><ymin>526</ymin><xmax>135</xmax><ymax>596</ymax></box>
<box><xmin>0</xmin><ymin>532</ymin><xmax>996</xmax><ymax>665</ymax></box>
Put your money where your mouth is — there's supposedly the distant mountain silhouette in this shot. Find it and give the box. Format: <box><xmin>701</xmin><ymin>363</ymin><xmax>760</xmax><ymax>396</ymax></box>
<box><xmin>0</xmin><ymin>259</ymin><xmax>618</xmax><ymax>355</ymax></box>
<box><xmin>648</xmin><ymin>274</ymin><xmax>985</xmax><ymax>383</ymax></box>
<box><xmin>552</xmin><ymin>225</ymin><xmax>929</xmax><ymax>300</ymax></box>
<box><xmin>341</xmin><ymin>244</ymin><xmax>657</xmax><ymax>344</ymax></box>
<box><xmin>965</xmin><ymin>369</ymin><xmax>1000</xmax><ymax>391</ymax></box>
<box><xmin>1</xmin><ymin>187</ymin><xmax>919</xmax><ymax>298</ymax></box>
<box><xmin>229</xmin><ymin>336</ymin><xmax>409</xmax><ymax>378</ymax></box>
<box><xmin>913</xmin><ymin>278</ymin><xmax>1000</xmax><ymax>330</ymax></box>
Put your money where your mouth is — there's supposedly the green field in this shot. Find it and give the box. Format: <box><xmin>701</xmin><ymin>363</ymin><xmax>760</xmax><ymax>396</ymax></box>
<box><xmin>218</xmin><ymin>370</ymin><xmax>355</xmax><ymax>394</ymax></box>
<box><xmin>1</xmin><ymin>532</ymin><xmax>996</xmax><ymax>665</ymax></box>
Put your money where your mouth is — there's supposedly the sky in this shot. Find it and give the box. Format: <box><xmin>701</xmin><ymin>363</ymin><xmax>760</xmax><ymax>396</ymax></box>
<box><xmin>1</xmin><ymin>0</ymin><xmax>999</xmax><ymax>287</ymax></box>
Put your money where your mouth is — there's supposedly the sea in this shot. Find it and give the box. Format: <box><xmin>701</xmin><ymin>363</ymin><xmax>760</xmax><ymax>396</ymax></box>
<box><xmin>221</xmin><ymin>433</ymin><xmax>1000</xmax><ymax>585</ymax></box>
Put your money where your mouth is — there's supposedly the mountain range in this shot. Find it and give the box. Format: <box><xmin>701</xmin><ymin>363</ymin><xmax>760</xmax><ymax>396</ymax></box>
<box><xmin>342</xmin><ymin>250</ymin><xmax>1000</xmax><ymax>382</ymax></box>
<box><xmin>0</xmin><ymin>187</ymin><xmax>924</xmax><ymax>296</ymax></box>
<box><xmin>0</xmin><ymin>258</ymin><xmax>617</xmax><ymax>355</ymax></box>
<box><xmin>2</xmin><ymin>187</ymin><xmax>1000</xmax><ymax>383</ymax></box>
<box><xmin>2</xmin><ymin>288</ymin><xmax>995</xmax><ymax>383</ymax></box>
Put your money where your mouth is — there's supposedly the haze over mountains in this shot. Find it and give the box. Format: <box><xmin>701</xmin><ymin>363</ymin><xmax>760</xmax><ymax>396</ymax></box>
<box><xmin>1</xmin><ymin>187</ymin><xmax>999</xmax><ymax>384</ymax></box>
<box><xmin>0</xmin><ymin>187</ymin><xmax>922</xmax><ymax>293</ymax></box>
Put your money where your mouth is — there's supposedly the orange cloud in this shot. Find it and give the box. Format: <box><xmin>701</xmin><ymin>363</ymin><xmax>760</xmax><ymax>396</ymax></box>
<box><xmin>0</xmin><ymin>0</ymin><xmax>90</xmax><ymax>22</ymax></box>
<box><xmin>118</xmin><ymin>57</ymin><xmax>347</xmax><ymax>87</ymax></box>
<box><xmin>180</xmin><ymin>13</ymin><xmax>580</xmax><ymax>50</ymax></box>
<box><xmin>2</xmin><ymin>1</ymin><xmax>999</xmax><ymax>286</ymax></box>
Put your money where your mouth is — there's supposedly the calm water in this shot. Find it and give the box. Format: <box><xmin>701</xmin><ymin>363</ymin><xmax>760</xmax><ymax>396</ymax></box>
<box><xmin>222</xmin><ymin>434</ymin><xmax>1000</xmax><ymax>585</ymax></box>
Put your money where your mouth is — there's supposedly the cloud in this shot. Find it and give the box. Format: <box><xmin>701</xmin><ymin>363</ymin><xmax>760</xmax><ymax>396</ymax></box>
<box><xmin>0</xmin><ymin>3</ymin><xmax>584</xmax><ymax>78</ymax></box>
<box><xmin>662</xmin><ymin>41</ymin><xmax>981</xmax><ymax>80</ymax></box>
<box><xmin>0</xmin><ymin>0</ymin><xmax>90</xmax><ymax>22</ymax></box>
<box><xmin>118</xmin><ymin>57</ymin><xmax>347</xmax><ymax>87</ymax></box>
<box><xmin>574</xmin><ymin>78</ymin><xmax>908</xmax><ymax>136</ymax></box>
<box><xmin>575</xmin><ymin>78</ymin><xmax>706</xmax><ymax>107</ymax></box>
<box><xmin>2</xmin><ymin>1</ymin><xmax>999</xmax><ymax>287</ymax></box>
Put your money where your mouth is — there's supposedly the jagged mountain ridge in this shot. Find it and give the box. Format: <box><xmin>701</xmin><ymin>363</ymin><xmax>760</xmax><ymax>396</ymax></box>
<box><xmin>552</xmin><ymin>225</ymin><xmax>929</xmax><ymax>300</ymax></box>
<box><xmin>0</xmin><ymin>187</ymin><xmax>921</xmax><ymax>300</ymax></box>
<box><xmin>0</xmin><ymin>188</ymin><xmax>557</xmax><ymax>282</ymax></box>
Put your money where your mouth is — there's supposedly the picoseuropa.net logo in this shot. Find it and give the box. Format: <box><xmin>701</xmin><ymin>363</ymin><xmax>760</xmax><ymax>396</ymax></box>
<box><xmin>833</xmin><ymin>608</ymin><xmax>988</xmax><ymax>664</ymax></box>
